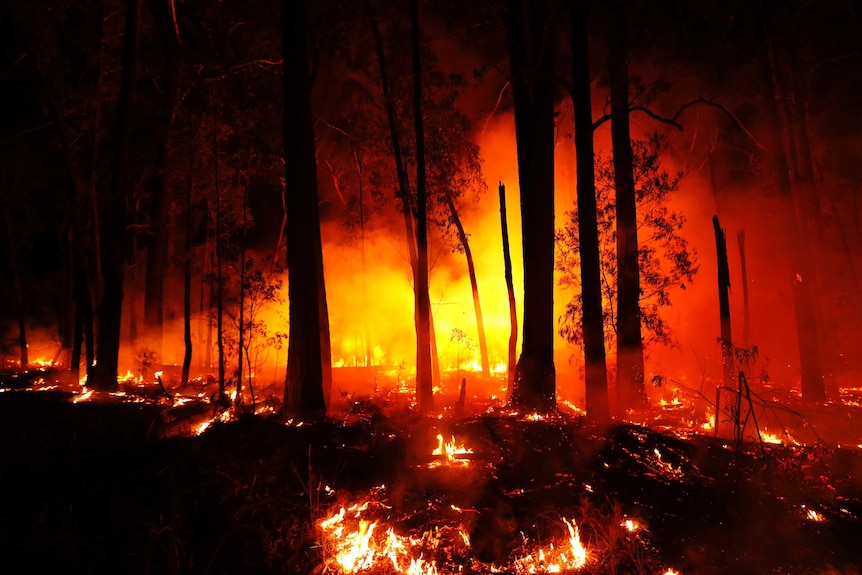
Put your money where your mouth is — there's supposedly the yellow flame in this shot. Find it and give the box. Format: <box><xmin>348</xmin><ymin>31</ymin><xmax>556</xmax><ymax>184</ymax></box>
<box><xmin>511</xmin><ymin>517</ymin><xmax>588</xmax><ymax>573</ymax></box>
<box><xmin>431</xmin><ymin>434</ymin><xmax>473</xmax><ymax>466</ymax></box>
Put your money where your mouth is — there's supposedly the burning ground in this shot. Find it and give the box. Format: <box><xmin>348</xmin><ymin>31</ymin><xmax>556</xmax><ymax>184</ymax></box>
<box><xmin>2</xmin><ymin>375</ymin><xmax>862</xmax><ymax>575</ymax></box>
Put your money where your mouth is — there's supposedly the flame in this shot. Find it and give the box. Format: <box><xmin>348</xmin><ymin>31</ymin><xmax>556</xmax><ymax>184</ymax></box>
<box><xmin>430</xmin><ymin>434</ymin><xmax>473</xmax><ymax>467</ymax></box>
<box><xmin>622</xmin><ymin>518</ymin><xmax>641</xmax><ymax>532</ymax></box>
<box><xmin>318</xmin><ymin>501</ymin><xmax>467</xmax><ymax>575</ymax></box>
<box><xmin>662</xmin><ymin>569</ymin><xmax>682</xmax><ymax>575</ymax></box>
<box><xmin>510</xmin><ymin>517</ymin><xmax>589</xmax><ymax>573</ymax></box>
<box><xmin>801</xmin><ymin>505</ymin><xmax>825</xmax><ymax>522</ymax></box>
<box><xmin>72</xmin><ymin>387</ymin><xmax>93</xmax><ymax>403</ymax></box>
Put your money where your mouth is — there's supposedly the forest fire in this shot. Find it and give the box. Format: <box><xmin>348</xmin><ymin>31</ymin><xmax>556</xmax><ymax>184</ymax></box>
<box><xmin>3</xmin><ymin>0</ymin><xmax>862</xmax><ymax>573</ymax></box>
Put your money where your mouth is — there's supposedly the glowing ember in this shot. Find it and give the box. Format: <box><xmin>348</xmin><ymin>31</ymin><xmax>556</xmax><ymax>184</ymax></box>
<box><xmin>525</xmin><ymin>412</ymin><xmax>545</xmax><ymax>421</ymax></box>
<box><xmin>801</xmin><ymin>506</ymin><xmax>825</xmax><ymax>522</ymax></box>
<box><xmin>430</xmin><ymin>434</ymin><xmax>473</xmax><ymax>467</ymax></box>
<box><xmin>510</xmin><ymin>517</ymin><xmax>589</xmax><ymax>573</ymax></box>
<box><xmin>622</xmin><ymin>518</ymin><xmax>641</xmax><ymax>532</ymax></box>
<box><xmin>653</xmin><ymin>449</ymin><xmax>683</xmax><ymax>477</ymax></box>
<box><xmin>72</xmin><ymin>387</ymin><xmax>93</xmax><ymax>403</ymax></box>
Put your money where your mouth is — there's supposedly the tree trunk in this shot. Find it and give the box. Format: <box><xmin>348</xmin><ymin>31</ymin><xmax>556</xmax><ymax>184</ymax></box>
<box><xmin>237</xmin><ymin>161</ymin><xmax>249</xmax><ymax>412</ymax></box>
<box><xmin>368</xmin><ymin>0</ymin><xmax>438</xmax><ymax>404</ymax></box>
<box><xmin>608</xmin><ymin>0</ymin><xmax>646</xmax><ymax>410</ymax></box>
<box><xmin>737</xmin><ymin>230</ymin><xmax>750</xmax><ymax>347</ymax></box>
<box><xmin>281</xmin><ymin>0</ymin><xmax>329</xmax><ymax>419</ymax></box>
<box><xmin>143</xmin><ymin>0</ymin><xmax>182</xmax><ymax>357</ymax></box>
<box><xmin>213</xmin><ymin>99</ymin><xmax>226</xmax><ymax>404</ymax></box>
<box><xmin>752</xmin><ymin>0</ymin><xmax>825</xmax><ymax>402</ymax></box>
<box><xmin>713</xmin><ymin>216</ymin><xmax>735</xmax><ymax>395</ymax></box>
<box><xmin>1</xmin><ymin>191</ymin><xmax>28</xmax><ymax>368</ymax></box>
<box><xmin>411</xmin><ymin>0</ymin><xmax>433</xmax><ymax>411</ymax></box>
<box><xmin>446</xmin><ymin>195</ymin><xmax>490</xmax><ymax>379</ymax></box>
<box><xmin>504</xmin><ymin>0</ymin><xmax>556</xmax><ymax>410</ymax></box>
<box><xmin>181</xmin><ymin>121</ymin><xmax>194</xmax><ymax>387</ymax></box>
<box><xmin>571</xmin><ymin>0</ymin><xmax>610</xmax><ymax>423</ymax></box>
<box><xmin>90</xmin><ymin>0</ymin><xmax>141</xmax><ymax>391</ymax></box>
<box><xmin>499</xmin><ymin>183</ymin><xmax>518</xmax><ymax>397</ymax></box>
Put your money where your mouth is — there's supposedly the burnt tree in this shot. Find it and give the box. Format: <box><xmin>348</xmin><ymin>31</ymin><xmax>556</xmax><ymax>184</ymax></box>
<box><xmin>281</xmin><ymin>0</ymin><xmax>330</xmax><ymax>418</ymax></box>
<box><xmin>752</xmin><ymin>0</ymin><xmax>825</xmax><ymax>402</ymax></box>
<box><xmin>89</xmin><ymin>0</ymin><xmax>141</xmax><ymax>391</ymax></box>
<box><xmin>608</xmin><ymin>0</ymin><xmax>646</xmax><ymax>410</ymax></box>
<box><xmin>504</xmin><ymin>0</ymin><xmax>556</xmax><ymax>409</ymax></box>
<box><xmin>570</xmin><ymin>0</ymin><xmax>610</xmax><ymax>423</ymax></box>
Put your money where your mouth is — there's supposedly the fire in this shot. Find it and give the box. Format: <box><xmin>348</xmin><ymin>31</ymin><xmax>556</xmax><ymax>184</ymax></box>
<box><xmin>662</xmin><ymin>569</ymin><xmax>681</xmax><ymax>575</ymax></box>
<box><xmin>622</xmin><ymin>518</ymin><xmax>641</xmax><ymax>532</ymax></box>
<box><xmin>430</xmin><ymin>434</ymin><xmax>473</xmax><ymax>467</ymax></box>
<box><xmin>72</xmin><ymin>387</ymin><xmax>93</xmax><ymax>403</ymax></box>
<box><xmin>318</xmin><ymin>501</ymin><xmax>468</xmax><ymax>575</ymax></box>
<box><xmin>510</xmin><ymin>517</ymin><xmax>589</xmax><ymax>573</ymax></box>
<box><xmin>653</xmin><ymin>449</ymin><xmax>683</xmax><ymax>477</ymax></box>
<box><xmin>801</xmin><ymin>506</ymin><xmax>825</xmax><ymax>522</ymax></box>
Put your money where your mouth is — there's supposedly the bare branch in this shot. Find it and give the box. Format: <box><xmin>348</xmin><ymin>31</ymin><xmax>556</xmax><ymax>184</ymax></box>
<box><xmin>591</xmin><ymin>97</ymin><xmax>765</xmax><ymax>151</ymax></box>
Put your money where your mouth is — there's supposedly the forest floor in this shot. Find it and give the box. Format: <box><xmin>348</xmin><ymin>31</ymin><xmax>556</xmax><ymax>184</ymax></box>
<box><xmin>2</xmin><ymin>368</ymin><xmax>862</xmax><ymax>575</ymax></box>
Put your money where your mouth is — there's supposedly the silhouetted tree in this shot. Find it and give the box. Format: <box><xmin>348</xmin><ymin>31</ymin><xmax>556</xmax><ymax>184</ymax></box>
<box><xmin>504</xmin><ymin>0</ymin><xmax>557</xmax><ymax>409</ymax></box>
<box><xmin>281</xmin><ymin>0</ymin><xmax>330</xmax><ymax>418</ymax></box>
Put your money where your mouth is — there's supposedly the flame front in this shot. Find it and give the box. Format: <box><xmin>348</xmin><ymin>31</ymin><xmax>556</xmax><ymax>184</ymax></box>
<box><xmin>510</xmin><ymin>517</ymin><xmax>589</xmax><ymax>573</ymax></box>
<box><xmin>318</xmin><ymin>502</ymin><xmax>465</xmax><ymax>575</ymax></box>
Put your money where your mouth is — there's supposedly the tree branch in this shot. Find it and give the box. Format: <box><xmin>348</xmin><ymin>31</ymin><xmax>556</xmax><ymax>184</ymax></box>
<box><xmin>592</xmin><ymin>97</ymin><xmax>765</xmax><ymax>150</ymax></box>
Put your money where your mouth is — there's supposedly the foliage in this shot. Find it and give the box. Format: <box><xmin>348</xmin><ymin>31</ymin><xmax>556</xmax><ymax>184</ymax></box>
<box><xmin>223</xmin><ymin>259</ymin><xmax>285</xmax><ymax>385</ymax></box>
<box><xmin>556</xmin><ymin>133</ymin><xmax>698</xmax><ymax>351</ymax></box>
<box><xmin>133</xmin><ymin>347</ymin><xmax>158</xmax><ymax>379</ymax></box>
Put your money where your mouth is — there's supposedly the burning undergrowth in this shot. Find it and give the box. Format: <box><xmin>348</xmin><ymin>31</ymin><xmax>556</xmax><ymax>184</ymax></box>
<box><xmin>2</xmin><ymin>376</ymin><xmax>862</xmax><ymax>574</ymax></box>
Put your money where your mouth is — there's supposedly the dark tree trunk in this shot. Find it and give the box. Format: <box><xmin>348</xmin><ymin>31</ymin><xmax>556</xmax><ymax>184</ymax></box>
<box><xmin>713</xmin><ymin>217</ymin><xmax>735</xmax><ymax>392</ymax></box>
<box><xmin>504</xmin><ymin>0</ymin><xmax>556</xmax><ymax>409</ymax></box>
<box><xmin>181</xmin><ymin>121</ymin><xmax>194</xmax><ymax>387</ymax></box>
<box><xmin>411</xmin><ymin>0</ymin><xmax>433</xmax><ymax>411</ymax></box>
<box><xmin>446</xmin><ymin>195</ymin><xmax>490</xmax><ymax>380</ymax></box>
<box><xmin>571</xmin><ymin>0</ymin><xmax>609</xmax><ymax>423</ymax></box>
<box><xmin>143</xmin><ymin>0</ymin><xmax>182</xmax><ymax>358</ymax></box>
<box><xmin>499</xmin><ymin>183</ymin><xmax>518</xmax><ymax>397</ymax></box>
<box><xmin>737</xmin><ymin>230</ymin><xmax>750</xmax><ymax>347</ymax></box>
<box><xmin>608</xmin><ymin>0</ymin><xmax>646</xmax><ymax>410</ymax></box>
<box><xmin>752</xmin><ymin>1</ymin><xmax>825</xmax><ymax>402</ymax></box>
<box><xmin>1</xmin><ymin>191</ymin><xmax>28</xmax><ymax>368</ymax></box>
<box><xmin>237</xmin><ymin>156</ymin><xmax>249</xmax><ymax>412</ymax></box>
<box><xmin>213</xmin><ymin>102</ymin><xmax>226</xmax><ymax>404</ymax></box>
<box><xmin>368</xmin><ymin>0</ymin><xmax>438</xmax><ymax>404</ymax></box>
<box><xmin>281</xmin><ymin>0</ymin><xmax>329</xmax><ymax>418</ymax></box>
<box><xmin>90</xmin><ymin>0</ymin><xmax>141</xmax><ymax>391</ymax></box>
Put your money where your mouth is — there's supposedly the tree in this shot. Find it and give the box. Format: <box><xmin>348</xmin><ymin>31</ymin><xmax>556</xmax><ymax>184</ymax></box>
<box><xmin>751</xmin><ymin>0</ymin><xmax>825</xmax><ymax>401</ymax></box>
<box><xmin>504</xmin><ymin>0</ymin><xmax>557</xmax><ymax>409</ymax></box>
<box><xmin>281</xmin><ymin>0</ymin><xmax>330</xmax><ymax>418</ymax></box>
<box><xmin>89</xmin><ymin>0</ymin><xmax>142</xmax><ymax>391</ymax></box>
<box><xmin>607</xmin><ymin>0</ymin><xmax>646</xmax><ymax>410</ymax></box>
<box><xmin>410</xmin><ymin>0</ymin><xmax>434</xmax><ymax>411</ymax></box>
<box><xmin>569</xmin><ymin>0</ymin><xmax>609</xmax><ymax>423</ymax></box>
<box><xmin>557</xmin><ymin>135</ymin><xmax>697</xmax><ymax>368</ymax></box>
